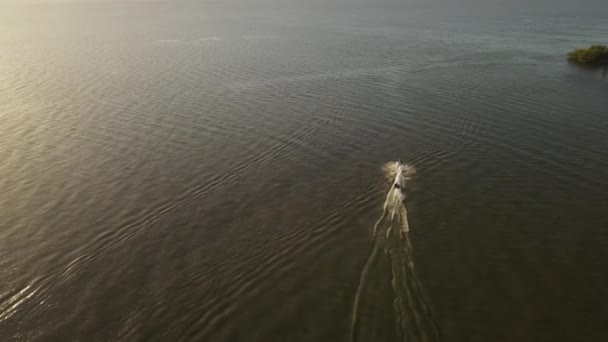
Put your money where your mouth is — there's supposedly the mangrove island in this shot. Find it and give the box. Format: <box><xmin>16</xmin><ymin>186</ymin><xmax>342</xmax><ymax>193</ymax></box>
<box><xmin>567</xmin><ymin>45</ymin><xmax>608</xmax><ymax>66</ymax></box>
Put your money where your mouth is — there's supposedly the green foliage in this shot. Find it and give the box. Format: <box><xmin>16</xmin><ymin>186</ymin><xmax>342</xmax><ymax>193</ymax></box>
<box><xmin>567</xmin><ymin>45</ymin><xmax>608</xmax><ymax>65</ymax></box>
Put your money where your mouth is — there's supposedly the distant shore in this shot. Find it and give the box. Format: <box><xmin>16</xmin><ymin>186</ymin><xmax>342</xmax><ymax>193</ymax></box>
<box><xmin>567</xmin><ymin>45</ymin><xmax>608</xmax><ymax>66</ymax></box>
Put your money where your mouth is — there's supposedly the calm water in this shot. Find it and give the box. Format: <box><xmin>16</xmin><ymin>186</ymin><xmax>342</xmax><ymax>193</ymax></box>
<box><xmin>1</xmin><ymin>1</ymin><xmax>607</xmax><ymax>341</ymax></box>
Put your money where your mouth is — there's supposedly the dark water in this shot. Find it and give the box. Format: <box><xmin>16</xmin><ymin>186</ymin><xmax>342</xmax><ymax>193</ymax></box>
<box><xmin>1</xmin><ymin>0</ymin><xmax>607</xmax><ymax>341</ymax></box>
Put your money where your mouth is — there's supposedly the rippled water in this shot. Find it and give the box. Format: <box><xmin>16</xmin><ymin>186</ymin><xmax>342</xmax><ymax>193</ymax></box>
<box><xmin>1</xmin><ymin>1</ymin><xmax>607</xmax><ymax>341</ymax></box>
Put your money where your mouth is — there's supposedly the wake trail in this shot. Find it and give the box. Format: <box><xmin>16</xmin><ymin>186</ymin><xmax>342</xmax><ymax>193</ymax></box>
<box><xmin>350</xmin><ymin>205</ymin><xmax>388</xmax><ymax>342</ymax></box>
<box><xmin>350</xmin><ymin>161</ymin><xmax>441</xmax><ymax>342</ymax></box>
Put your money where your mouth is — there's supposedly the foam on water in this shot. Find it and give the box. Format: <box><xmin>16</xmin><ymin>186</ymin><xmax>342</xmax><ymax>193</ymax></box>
<box><xmin>351</xmin><ymin>161</ymin><xmax>440</xmax><ymax>342</ymax></box>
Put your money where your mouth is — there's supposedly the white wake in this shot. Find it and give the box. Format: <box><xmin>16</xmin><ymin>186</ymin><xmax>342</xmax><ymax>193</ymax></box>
<box><xmin>351</xmin><ymin>161</ymin><xmax>440</xmax><ymax>342</ymax></box>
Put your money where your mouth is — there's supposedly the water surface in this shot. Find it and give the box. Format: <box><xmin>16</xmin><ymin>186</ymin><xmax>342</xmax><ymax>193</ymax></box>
<box><xmin>1</xmin><ymin>1</ymin><xmax>607</xmax><ymax>341</ymax></box>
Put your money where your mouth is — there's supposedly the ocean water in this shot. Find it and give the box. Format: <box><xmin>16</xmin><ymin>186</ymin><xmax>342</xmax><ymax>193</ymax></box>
<box><xmin>1</xmin><ymin>1</ymin><xmax>607</xmax><ymax>341</ymax></box>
